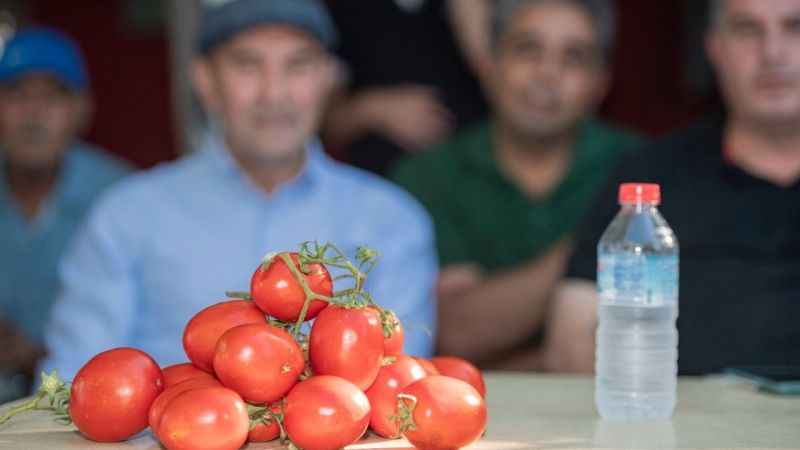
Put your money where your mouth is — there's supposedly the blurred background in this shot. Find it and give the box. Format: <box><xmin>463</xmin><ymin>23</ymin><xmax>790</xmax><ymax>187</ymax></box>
<box><xmin>0</xmin><ymin>0</ymin><xmax>721</xmax><ymax>169</ymax></box>
<box><xmin>0</xmin><ymin>0</ymin><xmax>732</xmax><ymax>403</ymax></box>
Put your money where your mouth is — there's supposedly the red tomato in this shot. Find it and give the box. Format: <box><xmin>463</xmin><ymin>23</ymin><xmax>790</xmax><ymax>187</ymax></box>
<box><xmin>251</xmin><ymin>252</ymin><xmax>332</xmax><ymax>322</ymax></box>
<box><xmin>248</xmin><ymin>404</ymin><xmax>282</xmax><ymax>443</ymax></box>
<box><xmin>382</xmin><ymin>309</ymin><xmax>405</xmax><ymax>356</ymax></box>
<box><xmin>309</xmin><ymin>306</ymin><xmax>384</xmax><ymax>390</ymax></box>
<box><xmin>213</xmin><ymin>323</ymin><xmax>304</xmax><ymax>403</ymax></box>
<box><xmin>399</xmin><ymin>376</ymin><xmax>487</xmax><ymax>450</ymax></box>
<box><xmin>284</xmin><ymin>376</ymin><xmax>371</xmax><ymax>450</ymax></box>
<box><xmin>413</xmin><ymin>357</ymin><xmax>440</xmax><ymax>376</ymax></box>
<box><xmin>161</xmin><ymin>363</ymin><xmax>216</xmax><ymax>388</ymax></box>
<box><xmin>431</xmin><ymin>356</ymin><xmax>486</xmax><ymax>397</ymax></box>
<box><xmin>157</xmin><ymin>386</ymin><xmax>249</xmax><ymax>450</ymax></box>
<box><xmin>365</xmin><ymin>355</ymin><xmax>427</xmax><ymax>438</ymax></box>
<box><xmin>182</xmin><ymin>300</ymin><xmax>266</xmax><ymax>372</ymax></box>
<box><xmin>148</xmin><ymin>377</ymin><xmax>222</xmax><ymax>437</ymax></box>
<box><xmin>69</xmin><ymin>348</ymin><xmax>164</xmax><ymax>442</ymax></box>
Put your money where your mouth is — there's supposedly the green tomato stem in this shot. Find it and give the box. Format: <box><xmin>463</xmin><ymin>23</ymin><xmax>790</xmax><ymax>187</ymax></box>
<box><xmin>279</xmin><ymin>253</ymin><xmax>326</xmax><ymax>338</ymax></box>
<box><xmin>0</xmin><ymin>371</ymin><xmax>71</xmax><ymax>427</ymax></box>
<box><xmin>0</xmin><ymin>392</ymin><xmax>45</xmax><ymax>425</ymax></box>
<box><xmin>225</xmin><ymin>291</ymin><xmax>251</xmax><ymax>300</ymax></box>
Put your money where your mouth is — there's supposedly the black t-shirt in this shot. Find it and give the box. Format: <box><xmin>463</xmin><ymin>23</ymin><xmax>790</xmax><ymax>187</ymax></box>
<box><xmin>568</xmin><ymin>118</ymin><xmax>800</xmax><ymax>375</ymax></box>
<box><xmin>326</xmin><ymin>0</ymin><xmax>488</xmax><ymax>174</ymax></box>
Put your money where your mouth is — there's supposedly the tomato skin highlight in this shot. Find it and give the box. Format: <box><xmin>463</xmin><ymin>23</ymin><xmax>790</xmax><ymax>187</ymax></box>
<box><xmin>157</xmin><ymin>386</ymin><xmax>249</xmax><ymax>450</ymax></box>
<box><xmin>400</xmin><ymin>376</ymin><xmax>487</xmax><ymax>450</ymax></box>
<box><xmin>365</xmin><ymin>355</ymin><xmax>427</xmax><ymax>438</ymax></box>
<box><xmin>148</xmin><ymin>377</ymin><xmax>222</xmax><ymax>438</ymax></box>
<box><xmin>182</xmin><ymin>300</ymin><xmax>266</xmax><ymax>372</ymax></box>
<box><xmin>431</xmin><ymin>356</ymin><xmax>487</xmax><ymax>397</ymax></box>
<box><xmin>309</xmin><ymin>305</ymin><xmax>385</xmax><ymax>390</ymax></box>
<box><xmin>69</xmin><ymin>348</ymin><xmax>164</xmax><ymax>442</ymax></box>
<box><xmin>413</xmin><ymin>357</ymin><xmax>441</xmax><ymax>376</ymax></box>
<box><xmin>251</xmin><ymin>252</ymin><xmax>332</xmax><ymax>322</ymax></box>
<box><xmin>213</xmin><ymin>323</ymin><xmax>304</xmax><ymax>403</ymax></box>
<box><xmin>284</xmin><ymin>376</ymin><xmax>371</xmax><ymax>450</ymax></box>
<box><xmin>161</xmin><ymin>363</ymin><xmax>215</xmax><ymax>388</ymax></box>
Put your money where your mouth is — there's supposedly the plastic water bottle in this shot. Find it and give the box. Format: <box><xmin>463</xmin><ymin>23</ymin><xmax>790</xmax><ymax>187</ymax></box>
<box><xmin>595</xmin><ymin>183</ymin><xmax>679</xmax><ymax>421</ymax></box>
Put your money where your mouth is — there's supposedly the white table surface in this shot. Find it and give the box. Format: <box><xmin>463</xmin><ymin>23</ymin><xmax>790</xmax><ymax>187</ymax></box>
<box><xmin>0</xmin><ymin>372</ymin><xmax>798</xmax><ymax>449</ymax></box>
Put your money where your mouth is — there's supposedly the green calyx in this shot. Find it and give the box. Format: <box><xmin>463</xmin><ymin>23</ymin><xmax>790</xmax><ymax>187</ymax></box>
<box><xmin>391</xmin><ymin>393</ymin><xmax>418</xmax><ymax>438</ymax></box>
<box><xmin>247</xmin><ymin>401</ymin><xmax>288</xmax><ymax>442</ymax></box>
<box><xmin>0</xmin><ymin>370</ymin><xmax>71</xmax><ymax>427</ymax></box>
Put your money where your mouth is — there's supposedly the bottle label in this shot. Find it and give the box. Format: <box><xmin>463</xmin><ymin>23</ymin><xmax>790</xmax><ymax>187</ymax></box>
<box><xmin>597</xmin><ymin>253</ymin><xmax>678</xmax><ymax>305</ymax></box>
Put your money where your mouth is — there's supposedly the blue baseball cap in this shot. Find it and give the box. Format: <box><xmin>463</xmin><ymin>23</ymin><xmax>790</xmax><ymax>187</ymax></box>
<box><xmin>0</xmin><ymin>27</ymin><xmax>88</xmax><ymax>91</ymax></box>
<box><xmin>198</xmin><ymin>0</ymin><xmax>338</xmax><ymax>54</ymax></box>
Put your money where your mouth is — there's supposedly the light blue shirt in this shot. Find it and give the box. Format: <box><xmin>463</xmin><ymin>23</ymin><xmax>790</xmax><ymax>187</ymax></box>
<box><xmin>0</xmin><ymin>143</ymin><xmax>130</xmax><ymax>344</ymax></box>
<box><xmin>39</xmin><ymin>135</ymin><xmax>437</xmax><ymax>380</ymax></box>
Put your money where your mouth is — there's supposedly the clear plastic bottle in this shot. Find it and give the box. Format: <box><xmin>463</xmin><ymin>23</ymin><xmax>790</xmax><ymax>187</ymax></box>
<box><xmin>595</xmin><ymin>183</ymin><xmax>679</xmax><ymax>421</ymax></box>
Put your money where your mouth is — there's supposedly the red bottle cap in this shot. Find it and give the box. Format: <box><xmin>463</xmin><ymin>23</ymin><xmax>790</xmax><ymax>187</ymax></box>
<box><xmin>618</xmin><ymin>183</ymin><xmax>661</xmax><ymax>205</ymax></box>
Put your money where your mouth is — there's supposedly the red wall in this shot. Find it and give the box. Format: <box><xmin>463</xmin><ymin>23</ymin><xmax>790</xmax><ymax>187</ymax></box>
<box><xmin>603</xmin><ymin>0</ymin><xmax>713</xmax><ymax>135</ymax></box>
<box><xmin>28</xmin><ymin>0</ymin><xmax>177</xmax><ymax>168</ymax></box>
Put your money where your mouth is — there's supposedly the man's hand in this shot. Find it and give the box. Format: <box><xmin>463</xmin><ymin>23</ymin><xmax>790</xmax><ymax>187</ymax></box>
<box><xmin>539</xmin><ymin>280</ymin><xmax>597</xmax><ymax>373</ymax></box>
<box><xmin>324</xmin><ymin>84</ymin><xmax>454</xmax><ymax>153</ymax></box>
<box><xmin>437</xmin><ymin>263</ymin><xmax>485</xmax><ymax>300</ymax></box>
<box><xmin>436</xmin><ymin>239</ymin><xmax>573</xmax><ymax>364</ymax></box>
<box><xmin>356</xmin><ymin>85</ymin><xmax>454</xmax><ymax>152</ymax></box>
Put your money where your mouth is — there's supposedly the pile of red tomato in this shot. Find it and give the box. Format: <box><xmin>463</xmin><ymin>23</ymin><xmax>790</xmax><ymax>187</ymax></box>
<box><xmin>13</xmin><ymin>243</ymin><xmax>488</xmax><ymax>450</ymax></box>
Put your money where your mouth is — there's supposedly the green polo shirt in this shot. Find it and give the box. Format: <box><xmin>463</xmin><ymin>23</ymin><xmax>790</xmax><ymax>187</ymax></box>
<box><xmin>391</xmin><ymin>120</ymin><xmax>641</xmax><ymax>272</ymax></box>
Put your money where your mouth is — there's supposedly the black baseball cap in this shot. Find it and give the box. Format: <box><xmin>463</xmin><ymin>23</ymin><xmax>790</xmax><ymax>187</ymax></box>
<box><xmin>198</xmin><ymin>0</ymin><xmax>338</xmax><ymax>54</ymax></box>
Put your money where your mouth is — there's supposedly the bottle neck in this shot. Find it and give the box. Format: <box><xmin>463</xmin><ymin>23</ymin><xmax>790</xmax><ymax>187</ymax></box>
<box><xmin>620</xmin><ymin>202</ymin><xmax>659</xmax><ymax>214</ymax></box>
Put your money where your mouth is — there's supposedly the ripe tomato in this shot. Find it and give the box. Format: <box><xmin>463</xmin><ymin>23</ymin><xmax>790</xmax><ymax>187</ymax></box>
<box><xmin>248</xmin><ymin>404</ymin><xmax>282</xmax><ymax>443</ymax></box>
<box><xmin>161</xmin><ymin>363</ymin><xmax>216</xmax><ymax>388</ymax></box>
<box><xmin>365</xmin><ymin>355</ymin><xmax>426</xmax><ymax>438</ymax></box>
<box><xmin>431</xmin><ymin>356</ymin><xmax>486</xmax><ymax>397</ymax></box>
<box><xmin>251</xmin><ymin>252</ymin><xmax>332</xmax><ymax>322</ymax></box>
<box><xmin>399</xmin><ymin>376</ymin><xmax>487</xmax><ymax>450</ymax></box>
<box><xmin>413</xmin><ymin>357</ymin><xmax>440</xmax><ymax>376</ymax></box>
<box><xmin>309</xmin><ymin>306</ymin><xmax>384</xmax><ymax>390</ymax></box>
<box><xmin>213</xmin><ymin>323</ymin><xmax>304</xmax><ymax>403</ymax></box>
<box><xmin>382</xmin><ymin>309</ymin><xmax>404</xmax><ymax>356</ymax></box>
<box><xmin>157</xmin><ymin>386</ymin><xmax>249</xmax><ymax>450</ymax></box>
<box><xmin>284</xmin><ymin>376</ymin><xmax>371</xmax><ymax>450</ymax></box>
<box><xmin>69</xmin><ymin>348</ymin><xmax>164</xmax><ymax>442</ymax></box>
<box><xmin>182</xmin><ymin>300</ymin><xmax>266</xmax><ymax>372</ymax></box>
<box><xmin>149</xmin><ymin>377</ymin><xmax>222</xmax><ymax>436</ymax></box>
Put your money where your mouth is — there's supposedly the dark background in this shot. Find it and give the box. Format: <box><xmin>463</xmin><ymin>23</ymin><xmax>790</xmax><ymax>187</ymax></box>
<box><xmin>6</xmin><ymin>0</ymin><xmax>718</xmax><ymax>169</ymax></box>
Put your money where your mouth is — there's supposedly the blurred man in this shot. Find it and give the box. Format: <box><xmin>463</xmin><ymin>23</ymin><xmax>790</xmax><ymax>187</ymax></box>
<box><xmin>0</xmin><ymin>28</ymin><xmax>129</xmax><ymax>382</ymax></box>
<box><xmin>39</xmin><ymin>0</ymin><xmax>436</xmax><ymax>380</ymax></box>
<box><xmin>562</xmin><ymin>0</ymin><xmax>800</xmax><ymax>374</ymax></box>
<box><xmin>392</xmin><ymin>0</ymin><xmax>639</xmax><ymax>369</ymax></box>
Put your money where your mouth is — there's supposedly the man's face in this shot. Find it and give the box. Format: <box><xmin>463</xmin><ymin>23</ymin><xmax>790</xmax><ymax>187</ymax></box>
<box><xmin>490</xmin><ymin>1</ymin><xmax>608</xmax><ymax>141</ymax></box>
<box><xmin>708</xmin><ymin>0</ymin><xmax>800</xmax><ymax>129</ymax></box>
<box><xmin>194</xmin><ymin>25</ymin><xmax>335</xmax><ymax>166</ymax></box>
<box><xmin>0</xmin><ymin>74</ymin><xmax>84</xmax><ymax>168</ymax></box>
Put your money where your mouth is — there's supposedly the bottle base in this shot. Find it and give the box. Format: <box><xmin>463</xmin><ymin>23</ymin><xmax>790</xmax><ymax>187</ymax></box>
<box><xmin>596</xmin><ymin>391</ymin><xmax>675</xmax><ymax>422</ymax></box>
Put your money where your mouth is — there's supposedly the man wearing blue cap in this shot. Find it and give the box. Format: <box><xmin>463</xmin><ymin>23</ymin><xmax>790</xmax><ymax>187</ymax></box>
<box><xmin>39</xmin><ymin>0</ymin><xmax>437</xmax><ymax>380</ymax></box>
<box><xmin>0</xmin><ymin>27</ymin><xmax>129</xmax><ymax>392</ymax></box>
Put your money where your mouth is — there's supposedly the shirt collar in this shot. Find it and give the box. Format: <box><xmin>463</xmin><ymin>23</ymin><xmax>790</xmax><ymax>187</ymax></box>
<box><xmin>199</xmin><ymin>128</ymin><xmax>330</xmax><ymax>194</ymax></box>
<box><xmin>464</xmin><ymin>119</ymin><xmax>596</xmax><ymax>181</ymax></box>
<box><xmin>0</xmin><ymin>141</ymin><xmax>85</xmax><ymax>228</ymax></box>
<box><xmin>0</xmin><ymin>141</ymin><xmax>84</xmax><ymax>196</ymax></box>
